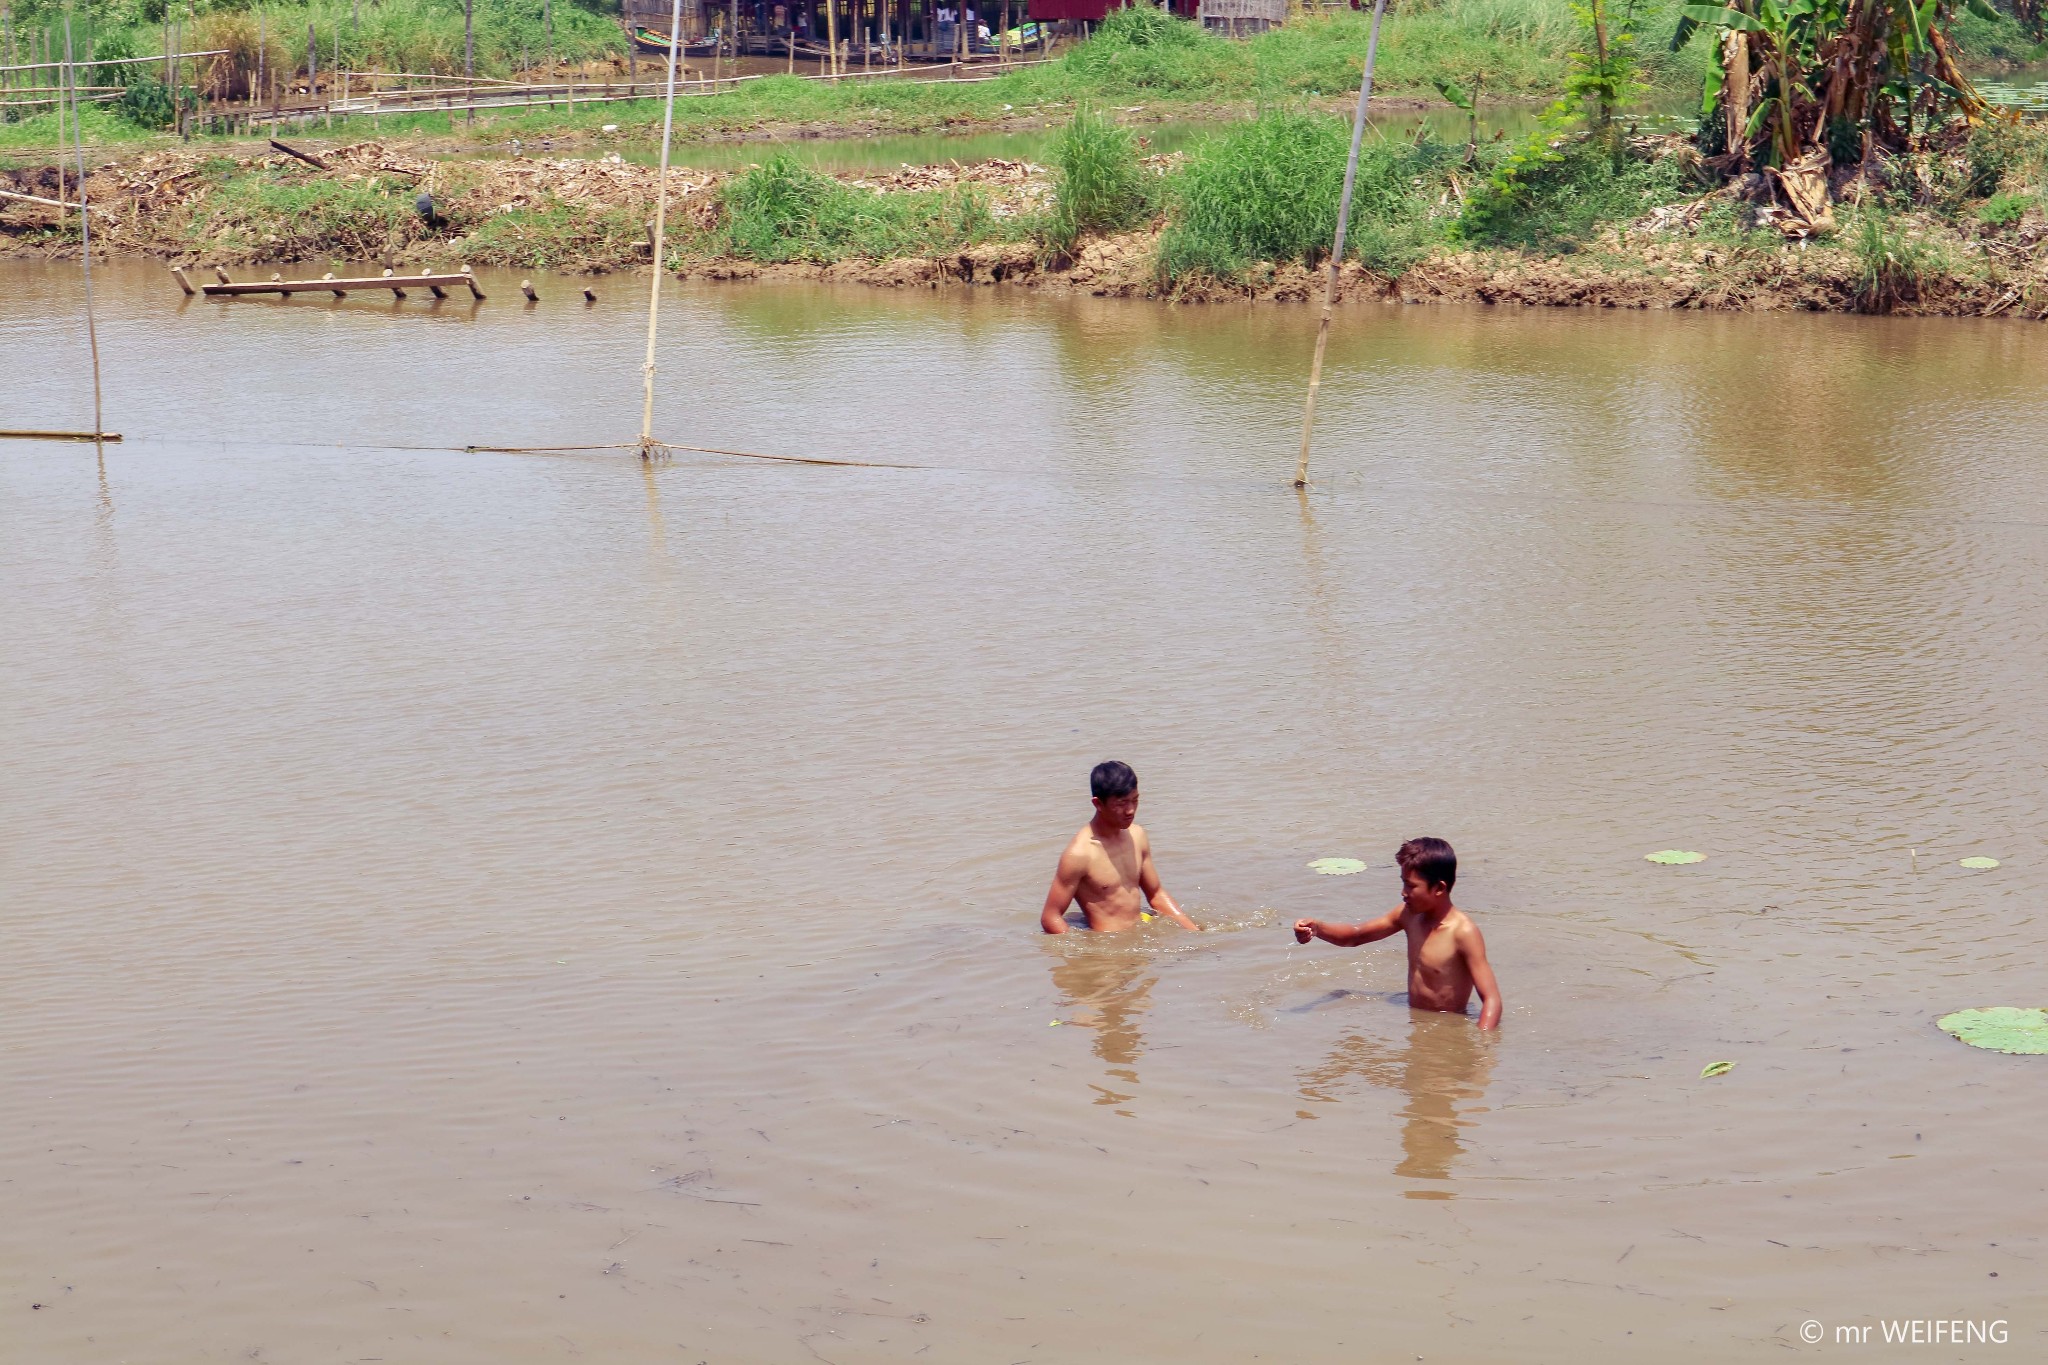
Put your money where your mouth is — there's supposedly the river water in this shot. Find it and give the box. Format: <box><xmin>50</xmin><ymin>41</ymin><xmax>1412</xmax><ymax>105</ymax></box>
<box><xmin>5</xmin><ymin>262</ymin><xmax>2045</xmax><ymax>1362</ymax></box>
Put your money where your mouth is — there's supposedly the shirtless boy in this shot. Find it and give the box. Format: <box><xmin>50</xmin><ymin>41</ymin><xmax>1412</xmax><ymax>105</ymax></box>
<box><xmin>1040</xmin><ymin>761</ymin><xmax>1199</xmax><ymax>934</ymax></box>
<box><xmin>1293</xmin><ymin>838</ymin><xmax>1502</xmax><ymax>1029</ymax></box>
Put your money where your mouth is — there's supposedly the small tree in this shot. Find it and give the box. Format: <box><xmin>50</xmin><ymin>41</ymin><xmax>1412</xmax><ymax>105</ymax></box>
<box><xmin>1570</xmin><ymin>0</ymin><xmax>1642</xmax><ymax>133</ymax></box>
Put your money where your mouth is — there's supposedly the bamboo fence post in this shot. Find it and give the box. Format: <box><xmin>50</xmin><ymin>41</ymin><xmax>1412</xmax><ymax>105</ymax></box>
<box><xmin>1292</xmin><ymin>0</ymin><xmax>1386</xmax><ymax>490</ymax></box>
<box><xmin>826</xmin><ymin>0</ymin><xmax>837</xmax><ymax>77</ymax></box>
<box><xmin>65</xmin><ymin>19</ymin><xmax>105</xmax><ymax>444</ymax></box>
<box><xmin>639</xmin><ymin>0</ymin><xmax>688</xmax><ymax>459</ymax></box>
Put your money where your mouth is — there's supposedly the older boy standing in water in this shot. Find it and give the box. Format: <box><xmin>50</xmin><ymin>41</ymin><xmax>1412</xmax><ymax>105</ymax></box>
<box><xmin>1294</xmin><ymin>838</ymin><xmax>1503</xmax><ymax>1029</ymax></box>
<box><xmin>1041</xmin><ymin>761</ymin><xmax>1200</xmax><ymax>934</ymax></box>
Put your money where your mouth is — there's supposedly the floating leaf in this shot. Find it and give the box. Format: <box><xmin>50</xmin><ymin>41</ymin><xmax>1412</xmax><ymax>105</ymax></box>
<box><xmin>1139</xmin><ymin>912</ymin><xmax>1154</xmax><ymax>922</ymax></box>
<box><xmin>1308</xmin><ymin>857</ymin><xmax>1367</xmax><ymax>876</ymax></box>
<box><xmin>1959</xmin><ymin>856</ymin><xmax>2001</xmax><ymax>870</ymax></box>
<box><xmin>1049</xmin><ymin>1020</ymin><xmax>1063</xmax><ymax>1027</ymax></box>
<box><xmin>1700</xmin><ymin>1060</ymin><xmax>1735</xmax><ymax>1078</ymax></box>
<box><xmin>1646</xmin><ymin>850</ymin><xmax>1706</xmax><ymax>865</ymax></box>
<box><xmin>1937</xmin><ymin>1007</ymin><xmax>2048</xmax><ymax>1054</ymax></box>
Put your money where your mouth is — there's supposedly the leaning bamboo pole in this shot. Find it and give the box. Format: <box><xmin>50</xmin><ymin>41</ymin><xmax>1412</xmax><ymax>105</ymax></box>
<box><xmin>65</xmin><ymin>18</ymin><xmax>107</xmax><ymax>444</ymax></box>
<box><xmin>638</xmin><ymin>0</ymin><xmax>688</xmax><ymax>459</ymax></box>
<box><xmin>1292</xmin><ymin>0</ymin><xmax>1387</xmax><ymax>490</ymax></box>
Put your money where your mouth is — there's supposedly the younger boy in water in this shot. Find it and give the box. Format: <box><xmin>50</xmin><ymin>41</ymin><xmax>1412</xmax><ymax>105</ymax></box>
<box><xmin>1294</xmin><ymin>838</ymin><xmax>1503</xmax><ymax>1029</ymax></box>
<box><xmin>1041</xmin><ymin>761</ymin><xmax>1200</xmax><ymax>934</ymax></box>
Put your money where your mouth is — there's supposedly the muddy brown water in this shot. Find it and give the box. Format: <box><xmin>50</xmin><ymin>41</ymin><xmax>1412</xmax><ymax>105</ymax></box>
<box><xmin>5</xmin><ymin>260</ymin><xmax>2046</xmax><ymax>1362</ymax></box>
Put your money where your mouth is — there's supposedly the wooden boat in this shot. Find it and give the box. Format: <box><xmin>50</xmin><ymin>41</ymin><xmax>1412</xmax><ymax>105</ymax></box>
<box><xmin>629</xmin><ymin>26</ymin><xmax>720</xmax><ymax>57</ymax></box>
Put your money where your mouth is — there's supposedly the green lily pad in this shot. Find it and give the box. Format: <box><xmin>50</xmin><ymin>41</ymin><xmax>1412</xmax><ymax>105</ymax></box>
<box><xmin>1308</xmin><ymin>857</ymin><xmax>1367</xmax><ymax>876</ymax></box>
<box><xmin>1937</xmin><ymin>1007</ymin><xmax>2048</xmax><ymax>1054</ymax></box>
<box><xmin>1700</xmin><ymin>1060</ymin><xmax>1735</xmax><ymax>1078</ymax></box>
<box><xmin>1959</xmin><ymin>856</ymin><xmax>2001</xmax><ymax>870</ymax></box>
<box><xmin>1645</xmin><ymin>850</ymin><xmax>1706</xmax><ymax>865</ymax></box>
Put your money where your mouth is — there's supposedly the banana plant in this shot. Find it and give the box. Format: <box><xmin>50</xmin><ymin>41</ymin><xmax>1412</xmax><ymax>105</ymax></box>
<box><xmin>1673</xmin><ymin>0</ymin><xmax>1990</xmax><ymax>166</ymax></box>
<box><xmin>1432</xmin><ymin>75</ymin><xmax>1484</xmax><ymax>162</ymax></box>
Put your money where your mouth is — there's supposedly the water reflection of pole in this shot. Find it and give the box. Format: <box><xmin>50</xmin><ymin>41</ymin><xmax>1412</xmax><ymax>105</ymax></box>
<box><xmin>638</xmin><ymin>0</ymin><xmax>688</xmax><ymax>460</ymax></box>
<box><xmin>641</xmin><ymin>455</ymin><xmax>669</xmax><ymax>560</ymax></box>
<box><xmin>1293</xmin><ymin>0</ymin><xmax>1387</xmax><ymax>490</ymax></box>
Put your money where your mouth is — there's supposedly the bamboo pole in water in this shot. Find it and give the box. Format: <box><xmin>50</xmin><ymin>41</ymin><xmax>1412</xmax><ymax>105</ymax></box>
<box><xmin>638</xmin><ymin>0</ymin><xmax>688</xmax><ymax>459</ymax></box>
<box><xmin>52</xmin><ymin>22</ymin><xmax>66</xmax><ymax>218</ymax></box>
<box><xmin>65</xmin><ymin>18</ymin><xmax>106</xmax><ymax>445</ymax></box>
<box><xmin>1292</xmin><ymin>0</ymin><xmax>1387</xmax><ymax>490</ymax></box>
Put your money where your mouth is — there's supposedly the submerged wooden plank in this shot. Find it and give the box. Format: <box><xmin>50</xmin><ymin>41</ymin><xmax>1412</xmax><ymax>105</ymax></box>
<box><xmin>0</xmin><ymin>429</ymin><xmax>124</xmax><ymax>442</ymax></box>
<box><xmin>196</xmin><ymin>272</ymin><xmax>485</xmax><ymax>299</ymax></box>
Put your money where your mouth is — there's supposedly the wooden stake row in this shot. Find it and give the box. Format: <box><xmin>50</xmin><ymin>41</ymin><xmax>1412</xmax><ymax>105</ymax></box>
<box><xmin>173</xmin><ymin>264</ymin><xmax>487</xmax><ymax>300</ymax></box>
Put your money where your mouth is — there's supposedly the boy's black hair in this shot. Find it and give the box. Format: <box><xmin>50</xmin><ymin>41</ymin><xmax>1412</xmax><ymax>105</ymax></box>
<box><xmin>1396</xmin><ymin>837</ymin><xmax>1457</xmax><ymax>891</ymax></box>
<box><xmin>1090</xmin><ymin>760</ymin><xmax>1138</xmax><ymax>801</ymax></box>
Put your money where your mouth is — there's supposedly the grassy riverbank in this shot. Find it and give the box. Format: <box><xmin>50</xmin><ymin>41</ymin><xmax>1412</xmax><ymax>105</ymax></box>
<box><xmin>1</xmin><ymin>2</ymin><xmax>1720</xmax><ymax>156</ymax></box>
<box><xmin>10</xmin><ymin>102</ymin><xmax>2048</xmax><ymax>317</ymax></box>
<box><xmin>9</xmin><ymin>9</ymin><xmax>2048</xmax><ymax>317</ymax></box>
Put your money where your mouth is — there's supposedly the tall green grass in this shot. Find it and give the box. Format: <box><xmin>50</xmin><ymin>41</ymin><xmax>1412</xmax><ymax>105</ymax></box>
<box><xmin>1041</xmin><ymin>104</ymin><xmax>1155</xmax><ymax>253</ymax></box>
<box><xmin>1156</xmin><ymin>110</ymin><xmax>1454</xmax><ymax>282</ymax></box>
<box><xmin>714</xmin><ymin>149</ymin><xmax>1018</xmax><ymax>263</ymax></box>
<box><xmin>6</xmin><ymin>0</ymin><xmax>623</xmax><ymax>92</ymax></box>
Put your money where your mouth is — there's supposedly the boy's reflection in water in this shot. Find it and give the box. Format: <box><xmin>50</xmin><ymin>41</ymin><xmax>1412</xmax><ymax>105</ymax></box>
<box><xmin>1297</xmin><ymin>1008</ymin><xmax>1496</xmax><ymax>1198</ymax></box>
<box><xmin>1047</xmin><ymin>946</ymin><xmax>1156</xmax><ymax>1114</ymax></box>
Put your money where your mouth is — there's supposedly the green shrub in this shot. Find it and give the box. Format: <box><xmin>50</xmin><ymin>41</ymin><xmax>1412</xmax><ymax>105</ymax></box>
<box><xmin>1041</xmin><ymin>107</ymin><xmax>1155</xmax><ymax>253</ymax></box>
<box><xmin>1456</xmin><ymin>111</ymin><xmax>1687</xmax><ymax>250</ymax></box>
<box><xmin>1965</xmin><ymin>119</ymin><xmax>2045</xmax><ymax>198</ymax></box>
<box><xmin>1156</xmin><ymin>110</ymin><xmax>1450</xmax><ymax>283</ymax></box>
<box><xmin>1061</xmin><ymin>7</ymin><xmax>1234</xmax><ymax>95</ymax></box>
<box><xmin>117</xmin><ymin>79</ymin><xmax>178</xmax><ymax>130</ymax></box>
<box><xmin>716</xmin><ymin>151</ymin><xmax>1011</xmax><ymax>263</ymax></box>
<box><xmin>1977</xmin><ymin>190</ymin><xmax>2035</xmax><ymax>227</ymax></box>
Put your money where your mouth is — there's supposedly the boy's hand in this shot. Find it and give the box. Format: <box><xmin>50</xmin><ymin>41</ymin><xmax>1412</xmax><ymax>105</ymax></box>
<box><xmin>1294</xmin><ymin>919</ymin><xmax>1316</xmax><ymax>944</ymax></box>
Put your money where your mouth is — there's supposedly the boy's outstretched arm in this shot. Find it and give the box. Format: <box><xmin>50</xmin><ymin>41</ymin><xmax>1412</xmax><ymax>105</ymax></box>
<box><xmin>1138</xmin><ymin>831</ymin><xmax>1199</xmax><ymax>930</ymax></box>
<box><xmin>1460</xmin><ymin>920</ymin><xmax>1503</xmax><ymax>1029</ymax></box>
<box><xmin>1041</xmin><ymin>844</ymin><xmax>1086</xmax><ymax>935</ymax></box>
<box><xmin>1294</xmin><ymin>908</ymin><xmax>1402</xmax><ymax>947</ymax></box>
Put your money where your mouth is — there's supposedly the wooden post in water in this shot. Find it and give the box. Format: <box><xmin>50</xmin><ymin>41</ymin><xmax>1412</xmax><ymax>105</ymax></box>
<box><xmin>1292</xmin><ymin>0</ymin><xmax>1387</xmax><ymax>490</ymax></box>
<box><xmin>639</xmin><ymin>0</ymin><xmax>688</xmax><ymax>460</ymax></box>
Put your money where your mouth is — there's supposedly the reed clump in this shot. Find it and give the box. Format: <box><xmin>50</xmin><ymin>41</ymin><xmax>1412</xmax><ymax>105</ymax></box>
<box><xmin>714</xmin><ymin>151</ymin><xmax>1018</xmax><ymax>264</ymax></box>
<box><xmin>1040</xmin><ymin>106</ymin><xmax>1157</xmax><ymax>255</ymax></box>
<box><xmin>191</xmin><ymin>11</ymin><xmax>289</xmax><ymax>103</ymax></box>
<box><xmin>1156</xmin><ymin>110</ymin><xmax>1452</xmax><ymax>284</ymax></box>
